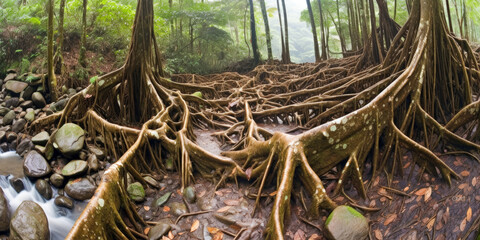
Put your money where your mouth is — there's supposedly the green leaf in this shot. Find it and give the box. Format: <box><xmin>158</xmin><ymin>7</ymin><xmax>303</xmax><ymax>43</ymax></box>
<box><xmin>27</xmin><ymin>17</ymin><xmax>41</xmax><ymax>25</ymax></box>
<box><xmin>89</xmin><ymin>76</ymin><xmax>99</xmax><ymax>84</ymax></box>
<box><xmin>15</xmin><ymin>49</ymin><xmax>23</xmax><ymax>53</ymax></box>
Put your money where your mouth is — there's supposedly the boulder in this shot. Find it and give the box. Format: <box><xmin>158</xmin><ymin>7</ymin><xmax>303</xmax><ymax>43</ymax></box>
<box><xmin>325</xmin><ymin>206</ymin><xmax>369</xmax><ymax>240</ymax></box>
<box><xmin>23</xmin><ymin>150</ymin><xmax>51</xmax><ymax>178</ymax></box>
<box><xmin>35</xmin><ymin>179</ymin><xmax>52</xmax><ymax>200</ymax></box>
<box><xmin>65</xmin><ymin>178</ymin><xmax>96</xmax><ymax>201</ymax></box>
<box><xmin>54</xmin><ymin>123</ymin><xmax>85</xmax><ymax>157</ymax></box>
<box><xmin>127</xmin><ymin>182</ymin><xmax>145</xmax><ymax>202</ymax></box>
<box><xmin>0</xmin><ymin>188</ymin><xmax>9</xmax><ymax>231</ymax></box>
<box><xmin>61</xmin><ymin>160</ymin><xmax>88</xmax><ymax>177</ymax></box>
<box><xmin>31</xmin><ymin>92</ymin><xmax>46</xmax><ymax>108</ymax></box>
<box><xmin>4</xmin><ymin>73</ymin><xmax>17</xmax><ymax>81</ymax></box>
<box><xmin>20</xmin><ymin>86</ymin><xmax>35</xmax><ymax>100</ymax></box>
<box><xmin>32</xmin><ymin>131</ymin><xmax>49</xmax><ymax>146</ymax></box>
<box><xmin>9</xmin><ymin>201</ymin><xmax>49</xmax><ymax>240</ymax></box>
<box><xmin>5</xmin><ymin>81</ymin><xmax>27</xmax><ymax>94</ymax></box>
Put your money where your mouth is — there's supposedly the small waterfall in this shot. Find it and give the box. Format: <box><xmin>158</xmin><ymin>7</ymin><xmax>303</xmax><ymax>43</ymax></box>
<box><xmin>0</xmin><ymin>152</ymin><xmax>86</xmax><ymax>240</ymax></box>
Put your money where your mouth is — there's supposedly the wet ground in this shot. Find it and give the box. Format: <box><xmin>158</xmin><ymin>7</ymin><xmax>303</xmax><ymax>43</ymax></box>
<box><xmin>133</xmin><ymin>127</ymin><xmax>480</xmax><ymax>240</ymax></box>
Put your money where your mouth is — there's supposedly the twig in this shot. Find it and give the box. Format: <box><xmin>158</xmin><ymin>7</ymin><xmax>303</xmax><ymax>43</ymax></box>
<box><xmin>175</xmin><ymin>210</ymin><xmax>213</xmax><ymax>224</ymax></box>
<box><xmin>380</xmin><ymin>185</ymin><xmax>411</xmax><ymax>197</ymax></box>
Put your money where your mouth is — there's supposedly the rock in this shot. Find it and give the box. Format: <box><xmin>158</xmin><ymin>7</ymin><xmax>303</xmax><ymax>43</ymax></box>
<box><xmin>35</xmin><ymin>179</ymin><xmax>52</xmax><ymax>200</ymax></box>
<box><xmin>4</xmin><ymin>81</ymin><xmax>27</xmax><ymax>94</ymax></box>
<box><xmin>49</xmin><ymin>173</ymin><xmax>64</xmax><ymax>188</ymax></box>
<box><xmin>52</xmin><ymin>98</ymin><xmax>67</xmax><ymax>112</ymax></box>
<box><xmin>24</xmin><ymin>110</ymin><xmax>35</xmax><ymax>122</ymax></box>
<box><xmin>127</xmin><ymin>182</ymin><xmax>145</xmax><ymax>202</ymax></box>
<box><xmin>11</xmin><ymin>119</ymin><xmax>26</xmax><ymax>133</ymax></box>
<box><xmin>148</xmin><ymin>219</ymin><xmax>172</xmax><ymax>240</ymax></box>
<box><xmin>325</xmin><ymin>206</ymin><xmax>368</xmax><ymax>240</ymax></box>
<box><xmin>9</xmin><ymin>178</ymin><xmax>25</xmax><ymax>193</ymax></box>
<box><xmin>183</xmin><ymin>186</ymin><xmax>196</xmax><ymax>203</ymax></box>
<box><xmin>3</xmin><ymin>110</ymin><xmax>16</xmax><ymax>125</ymax></box>
<box><xmin>20</xmin><ymin>86</ymin><xmax>35</xmax><ymax>100</ymax></box>
<box><xmin>6</xmin><ymin>132</ymin><xmax>17</xmax><ymax>142</ymax></box>
<box><xmin>19</xmin><ymin>100</ymin><xmax>33</xmax><ymax>109</ymax></box>
<box><xmin>88</xmin><ymin>145</ymin><xmax>105</xmax><ymax>160</ymax></box>
<box><xmin>169</xmin><ymin>202</ymin><xmax>187</xmax><ymax>216</ymax></box>
<box><xmin>0</xmin><ymin>107</ymin><xmax>9</xmax><ymax>116</ymax></box>
<box><xmin>153</xmin><ymin>192</ymin><xmax>171</xmax><ymax>208</ymax></box>
<box><xmin>79</xmin><ymin>151</ymin><xmax>88</xmax><ymax>160</ymax></box>
<box><xmin>9</xmin><ymin>201</ymin><xmax>49</xmax><ymax>240</ymax></box>
<box><xmin>0</xmin><ymin>188</ymin><xmax>9</xmax><ymax>231</ymax></box>
<box><xmin>5</xmin><ymin>97</ymin><xmax>19</xmax><ymax>108</ymax></box>
<box><xmin>64</xmin><ymin>178</ymin><xmax>96</xmax><ymax>200</ymax></box>
<box><xmin>31</xmin><ymin>92</ymin><xmax>46</xmax><ymax>108</ymax></box>
<box><xmin>32</xmin><ymin>131</ymin><xmax>49</xmax><ymax>146</ymax></box>
<box><xmin>143</xmin><ymin>176</ymin><xmax>158</xmax><ymax>188</ymax></box>
<box><xmin>68</xmin><ymin>88</ymin><xmax>76</xmax><ymax>95</ymax></box>
<box><xmin>4</xmin><ymin>73</ymin><xmax>17</xmax><ymax>81</ymax></box>
<box><xmin>16</xmin><ymin>138</ymin><xmax>33</xmax><ymax>156</ymax></box>
<box><xmin>87</xmin><ymin>154</ymin><xmax>99</xmax><ymax>172</ymax></box>
<box><xmin>197</xmin><ymin>193</ymin><xmax>216</xmax><ymax>211</ymax></box>
<box><xmin>54</xmin><ymin>123</ymin><xmax>85</xmax><ymax>157</ymax></box>
<box><xmin>0</xmin><ymin>142</ymin><xmax>8</xmax><ymax>152</ymax></box>
<box><xmin>54</xmin><ymin>196</ymin><xmax>73</xmax><ymax>209</ymax></box>
<box><xmin>23</xmin><ymin>151</ymin><xmax>51</xmax><ymax>178</ymax></box>
<box><xmin>0</xmin><ymin>131</ymin><xmax>5</xmax><ymax>142</ymax></box>
<box><xmin>61</xmin><ymin>160</ymin><xmax>88</xmax><ymax>177</ymax></box>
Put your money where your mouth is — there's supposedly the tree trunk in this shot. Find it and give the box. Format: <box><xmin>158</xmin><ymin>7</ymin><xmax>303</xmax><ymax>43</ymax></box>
<box><xmin>47</xmin><ymin>0</ymin><xmax>57</xmax><ymax>101</ymax></box>
<box><xmin>336</xmin><ymin>0</ymin><xmax>347</xmax><ymax>53</ymax></box>
<box><xmin>276</xmin><ymin>0</ymin><xmax>287</xmax><ymax>63</ymax></box>
<box><xmin>306</xmin><ymin>0</ymin><xmax>320</xmax><ymax>62</ymax></box>
<box><xmin>259</xmin><ymin>0</ymin><xmax>273</xmax><ymax>61</ymax></box>
<box><xmin>54</xmin><ymin>0</ymin><xmax>66</xmax><ymax>75</ymax></box>
<box><xmin>281</xmin><ymin>0</ymin><xmax>291</xmax><ymax>63</ymax></box>
<box><xmin>317</xmin><ymin>0</ymin><xmax>328</xmax><ymax>60</ymax></box>
<box><xmin>249</xmin><ymin>0</ymin><xmax>260</xmax><ymax>64</ymax></box>
<box><xmin>79</xmin><ymin>0</ymin><xmax>87</xmax><ymax>68</ymax></box>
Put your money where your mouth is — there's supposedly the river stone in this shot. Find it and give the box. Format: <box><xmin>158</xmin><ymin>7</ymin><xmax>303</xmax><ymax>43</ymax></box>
<box><xmin>65</xmin><ymin>178</ymin><xmax>96</xmax><ymax>200</ymax></box>
<box><xmin>55</xmin><ymin>123</ymin><xmax>85</xmax><ymax>157</ymax></box>
<box><xmin>88</xmin><ymin>145</ymin><xmax>105</xmax><ymax>160</ymax></box>
<box><xmin>148</xmin><ymin>219</ymin><xmax>172</xmax><ymax>240</ymax></box>
<box><xmin>0</xmin><ymin>131</ymin><xmax>5</xmax><ymax>142</ymax></box>
<box><xmin>32</xmin><ymin>131</ymin><xmax>49</xmax><ymax>146</ymax></box>
<box><xmin>325</xmin><ymin>205</ymin><xmax>368</xmax><ymax>240</ymax></box>
<box><xmin>143</xmin><ymin>176</ymin><xmax>158</xmax><ymax>188</ymax></box>
<box><xmin>16</xmin><ymin>138</ymin><xmax>34</xmax><ymax>156</ymax></box>
<box><xmin>11</xmin><ymin>119</ymin><xmax>26</xmax><ymax>133</ymax></box>
<box><xmin>31</xmin><ymin>92</ymin><xmax>46</xmax><ymax>108</ymax></box>
<box><xmin>169</xmin><ymin>202</ymin><xmax>187</xmax><ymax>216</ymax></box>
<box><xmin>9</xmin><ymin>201</ymin><xmax>49</xmax><ymax>240</ymax></box>
<box><xmin>20</xmin><ymin>86</ymin><xmax>35</xmax><ymax>100</ymax></box>
<box><xmin>49</xmin><ymin>173</ymin><xmax>64</xmax><ymax>188</ymax></box>
<box><xmin>0</xmin><ymin>107</ymin><xmax>10</xmax><ymax>116</ymax></box>
<box><xmin>5</xmin><ymin>81</ymin><xmax>28</xmax><ymax>94</ymax></box>
<box><xmin>61</xmin><ymin>160</ymin><xmax>88</xmax><ymax>177</ymax></box>
<box><xmin>127</xmin><ymin>182</ymin><xmax>145</xmax><ymax>202</ymax></box>
<box><xmin>0</xmin><ymin>188</ymin><xmax>9</xmax><ymax>231</ymax></box>
<box><xmin>35</xmin><ymin>179</ymin><xmax>52</xmax><ymax>200</ymax></box>
<box><xmin>52</xmin><ymin>98</ymin><xmax>68</xmax><ymax>112</ymax></box>
<box><xmin>5</xmin><ymin>97</ymin><xmax>19</xmax><ymax>108</ymax></box>
<box><xmin>20</xmin><ymin>100</ymin><xmax>33</xmax><ymax>109</ymax></box>
<box><xmin>6</xmin><ymin>132</ymin><xmax>17</xmax><ymax>142</ymax></box>
<box><xmin>23</xmin><ymin>150</ymin><xmax>51</xmax><ymax>178</ymax></box>
<box><xmin>24</xmin><ymin>110</ymin><xmax>35</xmax><ymax>122</ymax></box>
<box><xmin>3</xmin><ymin>110</ymin><xmax>16</xmax><ymax>125</ymax></box>
<box><xmin>183</xmin><ymin>186</ymin><xmax>196</xmax><ymax>203</ymax></box>
<box><xmin>9</xmin><ymin>178</ymin><xmax>25</xmax><ymax>193</ymax></box>
<box><xmin>54</xmin><ymin>196</ymin><xmax>73</xmax><ymax>209</ymax></box>
<box><xmin>87</xmin><ymin>154</ymin><xmax>99</xmax><ymax>172</ymax></box>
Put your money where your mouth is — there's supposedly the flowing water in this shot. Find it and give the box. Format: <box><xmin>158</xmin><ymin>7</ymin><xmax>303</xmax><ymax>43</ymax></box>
<box><xmin>0</xmin><ymin>151</ymin><xmax>86</xmax><ymax>240</ymax></box>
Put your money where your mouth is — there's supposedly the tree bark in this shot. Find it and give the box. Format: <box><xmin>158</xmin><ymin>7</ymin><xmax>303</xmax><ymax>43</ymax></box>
<box><xmin>259</xmin><ymin>0</ymin><xmax>273</xmax><ymax>61</ymax></box>
<box><xmin>249</xmin><ymin>0</ymin><xmax>260</xmax><ymax>65</ymax></box>
<box><xmin>47</xmin><ymin>0</ymin><xmax>57</xmax><ymax>101</ymax></box>
<box><xmin>79</xmin><ymin>0</ymin><xmax>87</xmax><ymax>68</ymax></box>
<box><xmin>306</xmin><ymin>0</ymin><xmax>320</xmax><ymax>62</ymax></box>
<box><xmin>281</xmin><ymin>0</ymin><xmax>291</xmax><ymax>63</ymax></box>
<box><xmin>54</xmin><ymin>0</ymin><xmax>66</xmax><ymax>75</ymax></box>
<box><xmin>276</xmin><ymin>0</ymin><xmax>286</xmax><ymax>63</ymax></box>
<box><xmin>316</xmin><ymin>0</ymin><xmax>328</xmax><ymax>60</ymax></box>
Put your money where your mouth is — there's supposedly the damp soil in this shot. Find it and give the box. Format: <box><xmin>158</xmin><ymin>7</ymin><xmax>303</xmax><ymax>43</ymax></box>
<box><xmin>132</xmin><ymin>127</ymin><xmax>480</xmax><ymax>239</ymax></box>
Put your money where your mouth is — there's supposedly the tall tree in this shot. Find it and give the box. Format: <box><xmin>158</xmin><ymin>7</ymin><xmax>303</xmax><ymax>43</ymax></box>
<box><xmin>54</xmin><ymin>0</ymin><xmax>66</xmax><ymax>75</ymax></box>
<box><xmin>276</xmin><ymin>0</ymin><xmax>287</xmax><ymax>63</ymax></box>
<box><xmin>306</xmin><ymin>0</ymin><xmax>320</xmax><ymax>62</ymax></box>
<box><xmin>281</xmin><ymin>0</ymin><xmax>291</xmax><ymax>63</ymax></box>
<box><xmin>47</xmin><ymin>0</ymin><xmax>57</xmax><ymax>101</ymax></box>
<box><xmin>316</xmin><ymin>0</ymin><xmax>328</xmax><ymax>60</ymax></box>
<box><xmin>79</xmin><ymin>0</ymin><xmax>87</xmax><ymax>68</ymax></box>
<box><xmin>249</xmin><ymin>0</ymin><xmax>260</xmax><ymax>64</ymax></box>
<box><xmin>259</xmin><ymin>0</ymin><xmax>273</xmax><ymax>61</ymax></box>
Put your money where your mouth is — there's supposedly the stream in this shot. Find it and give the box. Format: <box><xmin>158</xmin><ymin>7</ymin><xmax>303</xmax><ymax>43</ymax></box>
<box><xmin>0</xmin><ymin>151</ymin><xmax>86</xmax><ymax>240</ymax></box>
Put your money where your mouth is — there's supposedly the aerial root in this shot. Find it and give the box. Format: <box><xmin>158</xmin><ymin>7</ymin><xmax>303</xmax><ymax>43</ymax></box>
<box><xmin>333</xmin><ymin>152</ymin><xmax>367</xmax><ymax>199</ymax></box>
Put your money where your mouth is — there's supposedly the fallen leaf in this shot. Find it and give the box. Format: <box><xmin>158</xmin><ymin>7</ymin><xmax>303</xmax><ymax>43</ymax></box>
<box><xmin>308</xmin><ymin>234</ymin><xmax>322</xmax><ymax>240</ymax></box>
<box><xmin>224</xmin><ymin>199</ymin><xmax>240</xmax><ymax>206</ymax></box>
<box><xmin>245</xmin><ymin>167</ymin><xmax>253</xmax><ymax>180</ymax></box>
<box><xmin>198</xmin><ymin>190</ymin><xmax>206</xmax><ymax>198</ymax></box>
<box><xmin>143</xmin><ymin>206</ymin><xmax>150</xmax><ymax>211</ymax></box>
<box><xmin>384</xmin><ymin>214</ymin><xmax>397</xmax><ymax>226</ymax></box>
<box><xmin>415</xmin><ymin>188</ymin><xmax>428</xmax><ymax>196</ymax></box>
<box><xmin>178</xmin><ymin>232</ymin><xmax>184</xmax><ymax>235</ymax></box>
<box><xmin>162</xmin><ymin>236</ymin><xmax>169</xmax><ymax>240</ymax></box>
<box><xmin>208</xmin><ymin>227</ymin><xmax>220</xmax><ymax>234</ymax></box>
<box><xmin>217</xmin><ymin>206</ymin><xmax>231</xmax><ymax>212</ymax></box>
<box><xmin>459</xmin><ymin>183</ymin><xmax>468</xmax><ymax>189</ymax></box>
<box><xmin>425</xmin><ymin>187</ymin><xmax>432</xmax><ymax>201</ymax></box>
<box><xmin>473</xmin><ymin>177</ymin><xmax>477</xmax><ymax>187</ymax></box>
<box><xmin>168</xmin><ymin>231</ymin><xmax>174</xmax><ymax>239</ymax></box>
<box><xmin>460</xmin><ymin>218</ymin><xmax>467</xmax><ymax>231</ymax></box>
<box><xmin>269</xmin><ymin>191</ymin><xmax>277</xmax><ymax>196</ymax></box>
<box><xmin>163</xmin><ymin>206</ymin><xmax>170</xmax><ymax>212</ymax></box>
<box><xmin>212</xmin><ymin>232</ymin><xmax>224</xmax><ymax>240</ymax></box>
<box><xmin>460</xmin><ymin>171</ymin><xmax>470</xmax><ymax>177</ymax></box>
<box><xmin>144</xmin><ymin>227</ymin><xmax>150</xmax><ymax>235</ymax></box>
<box><xmin>467</xmin><ymin>207</ymin><xmax>472</xmax><ymax>222</ymax></box>
<box><xmin>427</xmin><ymin>217</ymin><xmax>435</xmax><ymax>230</ymax></box>
<box><xmin>294</xmin><ymin>229</ymin><xmax>306</xmax><ymax>240</ymax></box>
<box><xmin>191</xmin><ymin>220</ymin><xmax>200</xmax><ymax>232</ymax></box>
<box><xmin>374</xmin><ymin>229</ymin><xmax>383</xmax><ymax>240</ymax></box>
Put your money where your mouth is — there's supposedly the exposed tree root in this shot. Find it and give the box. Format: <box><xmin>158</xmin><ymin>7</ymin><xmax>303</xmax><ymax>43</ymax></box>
<box><xmin>29</xmin><ymin>0</ymin><xmax>480</xmax><ymax>239</ymax></box>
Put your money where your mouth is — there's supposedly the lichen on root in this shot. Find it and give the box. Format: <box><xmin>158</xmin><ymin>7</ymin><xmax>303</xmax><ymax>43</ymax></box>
<box><xmin>30</xmin><ymin>0</ymin><xmax>480</xmax><ymax>239</ymax></box>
